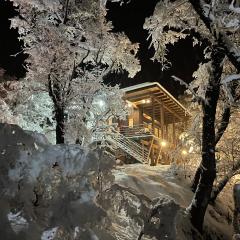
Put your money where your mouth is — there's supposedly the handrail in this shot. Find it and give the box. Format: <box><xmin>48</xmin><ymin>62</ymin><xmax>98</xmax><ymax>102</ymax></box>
<box><xmin>93</xmin><ymin>125</ymin><xmax>152</xmax><ymax>163</ymax></box>
<box><xmin>106</xmin><ymin>132</ymin><xmax>149</xmax><ymax>163</ymax></box>
<box><xmin>119</xmin><ymin>124</ymin><xmax>154</xmax><ymax>139</ymax></box>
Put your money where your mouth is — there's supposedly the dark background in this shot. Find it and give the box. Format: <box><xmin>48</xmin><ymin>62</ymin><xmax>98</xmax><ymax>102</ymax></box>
<box><xmin>0</xmin><ymin>0</ymin><xmax>26</xmax><ymax>78</ymax></box>
<box><xmin>0</xmin><ymin>0</ymin><xmax>205</xmax><ymax>97</ymax></box>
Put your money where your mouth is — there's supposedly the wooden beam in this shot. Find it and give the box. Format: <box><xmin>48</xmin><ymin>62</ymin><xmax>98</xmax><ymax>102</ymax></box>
<box><xmin>126</xmin><ymin>92</ymin><xmax>153</xmax><ymax>101</ymax></box>
<box><xmin>147</xmin><ymin>138</ymin><xmax>154</xmax><ymax>164</ymax></box>
<box><xmin>173</xmin><ymin>119</ymin><xmax>176</xmax><ymax>147</ymax></box>
<box><xmin>166</xmin><ymin>124</ymin><xmax>168</xmax><ymax>141</ymax></box>
<box><xmin>151</xmin><ymin>95</ymin><xmax>155</xmax><ymax>131</ymax></box>
<box><xmin>154</xmin><ymin>97</ymin><xmax>183</xmax><ymax>121</ymax></box>
<box><xmin>160</xmin><ymin>103</ymin><xmax>165</xmax><ymax>139</ymax></box>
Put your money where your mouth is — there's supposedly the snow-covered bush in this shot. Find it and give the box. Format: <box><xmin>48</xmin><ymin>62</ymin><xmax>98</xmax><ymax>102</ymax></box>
<box><xmin>65</xmin><ymin>83</ymin><xmax>127</xmax><ymax>145</ymax></box>
<box><xmin>15</xmin><ymin>91</ymin><xmax>56</xmax><ymax>144</ymax></box>
<box><xmin>0</xmin><ymin>123</ymin><xmax>115</xmax><ymax>239</ymax></box>
<box><xmin>10</xmin><ymin>0</ymin><xmax>140</xmax><ymax>144</ymax></box>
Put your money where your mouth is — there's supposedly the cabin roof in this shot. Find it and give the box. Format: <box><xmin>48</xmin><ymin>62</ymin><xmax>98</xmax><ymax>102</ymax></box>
<box><xmin>122</xmin><ymin>82</ymin><xmax>191</xmax><ymax>124</ymax></box>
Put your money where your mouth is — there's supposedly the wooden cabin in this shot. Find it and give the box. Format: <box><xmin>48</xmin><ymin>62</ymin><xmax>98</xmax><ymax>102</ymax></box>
<box><xmin>115</xmin><ymin>82</ymin><xmax>191</xmax><ymax>165</ymax></box>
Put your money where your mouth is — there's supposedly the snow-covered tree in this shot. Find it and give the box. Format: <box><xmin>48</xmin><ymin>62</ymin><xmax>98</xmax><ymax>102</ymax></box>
<box><xmin>210</xmin><ymin>110</ymin><xmax>240</xmax><ymax>202</ymax></box>
<box><xmin>144</xmin><ymin>0</ymin><xmax>240</xmax><ymax>233</ymax></box>
<box><xmin>65</xmin><ymin>81</ymin><xmax>127</xmax><ymax>146</ymax></box>
<box><xmin>15</xmin><ymin>89</ymin><xmax>56</xmax><ymax>143</ymax></box>
<box><xmin>0</xmin><ymin>123</ymin><xmax>116</xmax><ymax>239</ymax></box>
<box><xmin>0</xmin><ymin>68</ymin><xmax>22</xmax><ymax>124</ymax></box>
<box><xmin>10</xmin><ymin>0</ymin><xmax>140</xmax><ymax>144</ymax></box>
<box><xmin>0</xmin><ymin>68</ymin><xmax>57</xmax><ymax>142</ymax></box>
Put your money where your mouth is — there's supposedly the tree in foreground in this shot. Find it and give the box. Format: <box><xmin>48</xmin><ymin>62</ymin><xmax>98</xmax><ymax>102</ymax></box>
<box><xmin>144</xmin><ymin>0</ymin><xmax>240</xmax><ymax>233</ymax></box>
<box><xmin>10</xmin><ymin>0</ymin><xmax>140</xmax><ymax>144</ymax></box>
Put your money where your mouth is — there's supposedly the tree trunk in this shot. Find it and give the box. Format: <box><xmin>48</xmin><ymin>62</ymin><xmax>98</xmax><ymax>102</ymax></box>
<box><xmin>191</xmin><ymin>106</ymin><xmax>231</xmax><ymax>193</ymax></box>
<box><xmin>187</xmin><ymin>46</ymin><xmax>225</xmax><ymax>233</ymax></box>
<box><xmin>55</xmin><ymin>106</ymin><xmax>65</xmax><ymax>144</ymax></box>
<box><xmin>210</xmin><ymin>160</ymin><xmax>240</xmax><ymax>203</ymax></box>
<box><xmin>191</xmin><ymin>167</ymin><xmax>201</xmax><ymax>192</ymax></box>
<box><xmin>48</xmin><ymin>79</ymin><xmax>65</xmax><ymax>144</ymax></box>
<box><xmin>210</xmin><ymin>172</ymin><xmax>235</xmax><ymax>203</ymax></box>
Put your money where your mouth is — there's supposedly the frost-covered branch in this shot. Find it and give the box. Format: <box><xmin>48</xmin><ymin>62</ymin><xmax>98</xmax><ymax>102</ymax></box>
<box><xmin>222</xmin><ymin>74</ymin><xmax>240</xmax><ymax>84</ymax></box>
<box><xmin>172</xmin><ymin>75</ymin><xmax>206</xmax><ymax>104</ymax></box>
<box><xmin>229</xmin><ymin>0</ymin><xmax>240</xmax><ymax>14</ymax></box>
<box><xmin>215</xmin><ymin>105</ymin><xmax>231</xmax><ymax>145</ymax></box>
<box><xmin>222</xmin><ymin>74</ymin><xmax>240</xmax><ymax>103</ymax></box>
<box><xmin>189</xmin><ymin>0</ymin><xmax>240</xmax><ymax>71</ymax></box>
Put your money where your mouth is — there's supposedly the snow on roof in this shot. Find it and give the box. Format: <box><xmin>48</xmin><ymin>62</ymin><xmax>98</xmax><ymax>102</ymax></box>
<box><xmin>122</xmin><ymin>82</ymin><xmax>191</xmax><ymax>121</ymax></box>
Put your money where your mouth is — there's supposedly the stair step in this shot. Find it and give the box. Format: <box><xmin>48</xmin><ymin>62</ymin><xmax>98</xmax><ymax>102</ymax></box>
<box><xmin>95</xmin><ymin>131</ymin><xmax>149</xmax><ymax>163</ymax></box>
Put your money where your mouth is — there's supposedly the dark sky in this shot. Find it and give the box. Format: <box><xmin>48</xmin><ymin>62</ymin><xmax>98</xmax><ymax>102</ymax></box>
<box><xmin>0</xmin><ymin>0</ymin><xmax>205</xmax><ymax>97</ymax></box>
<box><xmin>105</xmin><ymin>0</ymin><xmax>205</xmax><ymax>96</ymax></box>
<box><xmin>0</xmin><ymin>0</ymin><xmax>26</xmax><ymax>77</ymax></box>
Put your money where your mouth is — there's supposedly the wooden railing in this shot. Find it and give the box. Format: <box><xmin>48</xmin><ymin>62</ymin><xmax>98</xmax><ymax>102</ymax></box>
<box><xmin>94</xmin><ymin>127</ymin><xmax>149</xmax><ymax>163</ymax></box>
<box><xmin>119</xmin><ymin>124</ymin><xmax>154</xmax><ymax>139</ymax></box>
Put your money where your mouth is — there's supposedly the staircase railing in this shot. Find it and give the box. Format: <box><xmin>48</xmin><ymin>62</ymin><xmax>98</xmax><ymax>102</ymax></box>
<box><xmin>107</xmin><ymin>132</ymin><xmax>149</xmax><ymax>163</ymax></box>
<box><xmin>94</xmin><ymin>128</ymin><xmax>149</xmax><ymax>163</ymax></box>
<box><xmin>119</xmin><ymin>124</ymin><xmax>154</xmax><ymax>139</ymax></box>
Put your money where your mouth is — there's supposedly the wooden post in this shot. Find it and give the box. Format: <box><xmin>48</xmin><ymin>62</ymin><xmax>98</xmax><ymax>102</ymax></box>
<box><xmin>166</xmin><ymin>124</ymin><xmax>168</xmax><ymax>141</ymax></box>
<box><xmin>139</xmin><ymin>107</ymin><xmax>143</xmax><ymax>125</ymax></box>
<box><xmin>151</xmin><ymin>96</ymin><xmax>155</xmax><ymax>134</ymax></box>
<box><xmin>173</xmin><ymin>119</ymin><xmax>176</xmax><ymax>147</ymax></box>
<box><xmin>142</xmin><ymin>142</ymin><xmax>145</xmax><ymax>160</ymax></box>
<box><xmin>160</xmin><ymin>103</ymin><xmax>165</xmax><ymax>139</ymax></box>
<box><xmin>147</xmin><ymin>138</ymin><xmax>154</xmax><ymax>165</ymax></box>
<box><xmin>156</xmin><ymin>146</ymin><xmax>162</xmax><ymax>164</ymax></box>
<box><xmin>151</xmin><ymin>147</ymin><xmax>155</xmax><ymax>166</ymax></box>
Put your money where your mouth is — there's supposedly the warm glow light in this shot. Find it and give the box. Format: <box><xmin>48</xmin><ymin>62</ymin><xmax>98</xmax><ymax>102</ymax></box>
<box><xmin>128</xmin><ymin>102</ymin><xmax>132</xmax><ymax>107</ymax></box>
<box><xmin>160</xmin><ymin>140</ymin><xmax>167</xmax><ymax>147</ymax></box>
<box><xmin>189</xmin><ymin>146</ymin><xmax>193</xmax><ymax>153</ymax></box>
<box><xmin>141</xmin><ymin>99</ymin><xmax>151</xmax><ymax>104</ymax></box>
<box><xmin>181</xmin><ymin>149</ymin><xmax>188</xmax><ymax>155</ymax></box>
<box><xmin>97</xmin><ymin>100</ymin><xmax>105</xmax><ymax>107</ymax></box>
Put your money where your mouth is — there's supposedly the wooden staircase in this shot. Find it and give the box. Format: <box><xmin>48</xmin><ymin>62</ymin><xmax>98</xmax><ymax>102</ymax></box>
<box><xmin>106</xmin><ymin>132</ymin><xmax>149</xmax><ymax>163</ymax></box>
<box><xmin>94</xmin><ymin>126</ymin><xmax>150</xmax><ymax>163</ymax></box>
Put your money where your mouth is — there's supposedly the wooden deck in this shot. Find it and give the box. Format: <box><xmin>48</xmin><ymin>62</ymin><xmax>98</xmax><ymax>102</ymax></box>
<box><xmin>118</xmin><ymin>82</ymin><xmax>191</xmax><ymax>165</ymax></box>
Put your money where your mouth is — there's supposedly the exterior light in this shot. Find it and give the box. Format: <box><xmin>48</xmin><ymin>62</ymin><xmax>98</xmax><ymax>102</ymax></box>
<box><xmin>128</xmin><ymin>102</ymin><xmax>132</xmax><ymax>107</ymax></box>
<box><xmin>97</xmin><ymin>99</ymin><xmax>105</xmax><ymax>107</ymax></box>
<box><xmin>160</xmin><ymin>140</ymin><xmax>167</xmax><ymax>147</ymax></box>
<box><xmin>181</xmin><ymin>149</ymin><xmax>188</xmax><ymax>155</ymax></box>
<box><xmin>141</xmin><ymin>99</ymin><xmax>151</xmax><ymax>104</ymax></box>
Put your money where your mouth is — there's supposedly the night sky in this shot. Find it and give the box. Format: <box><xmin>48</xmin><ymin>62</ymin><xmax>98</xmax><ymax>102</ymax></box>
<box><xmin>105</xmin><ymin>0</ymin><xmax>205</xmax><ymax>96</ymax></box>
<box><xmin>0</xmin><ymin>0</ymin><xmax>205</xmax><ymax>97</ymax></box>
<box><xmin>0</xmin><ymin>0</ymin><xmax>26</xmax><ymax>78</ymax></box>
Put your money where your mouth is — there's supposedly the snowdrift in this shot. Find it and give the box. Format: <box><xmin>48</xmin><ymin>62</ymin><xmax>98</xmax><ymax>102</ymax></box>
<box><xmin>0</xmin><ymin>123</ymin><xmax>234</xmax><ymax>240</ymax></box>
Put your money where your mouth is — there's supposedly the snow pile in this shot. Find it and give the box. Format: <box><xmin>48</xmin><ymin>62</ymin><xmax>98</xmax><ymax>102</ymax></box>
<box><xmin>111</xmin><ymin>164</ymin><xmax>233</xmax><ymax>240</ymax></box>
<box><xmin>114</xmin><ymin>165</ymin><xmax>193</xmax><ymax>207</ymax></box>
<box><xmin>102</xmin><ymin>183</ymin><xmax>183</xmax><ymax>240</ymax></box>
<box><xmin>0</xmin><ymin>124</ymin><xmax>234</xmax><ymax>239</ymax></box>
<box><xmin>0</xmin><ymin>123</ymin><xmax>115</xmax><ymax>239</ymax></box>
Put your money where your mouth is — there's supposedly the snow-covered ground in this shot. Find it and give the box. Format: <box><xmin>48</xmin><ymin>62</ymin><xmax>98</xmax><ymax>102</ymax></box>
<box><xmin>114</xmin><ymin>164</ymin><xmax>193</xmax><ymax>207</ymax></box>
<box><xmin>112</xmin><ymin>164</ymin><xmax>234</xmax><ymax>240</ymax></box>
<box><xmin>0</xmin><ymin>123</ymin><xmax>234</xmax><ymax>240</ymax></box>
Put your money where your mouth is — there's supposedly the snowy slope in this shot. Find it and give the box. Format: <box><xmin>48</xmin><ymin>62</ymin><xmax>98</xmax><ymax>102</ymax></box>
<box><xmin>0</xmin><ymin>123</ymin><xmax>234</xmax><ymax>240</ymax></box>
<box><xmin>111</xmin><ymin>164</ymin><xmax>234</xmax><ymax>240</ymax></box>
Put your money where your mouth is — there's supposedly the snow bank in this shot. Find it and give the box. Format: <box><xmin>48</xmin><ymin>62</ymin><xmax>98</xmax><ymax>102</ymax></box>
<box><xmin>111</xmin><ymin>164</ymin><xmax>234</xmax><ymax>240</ymax></box>
<box><xmin>0</xmin><ymin>123</ymin><xmax>115</xmax><ymax>240</ymax></box>
<box><xmin>0</xmin><ymin>124</ymin><xmax>234</xmax><ymax>240</ymax></box>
